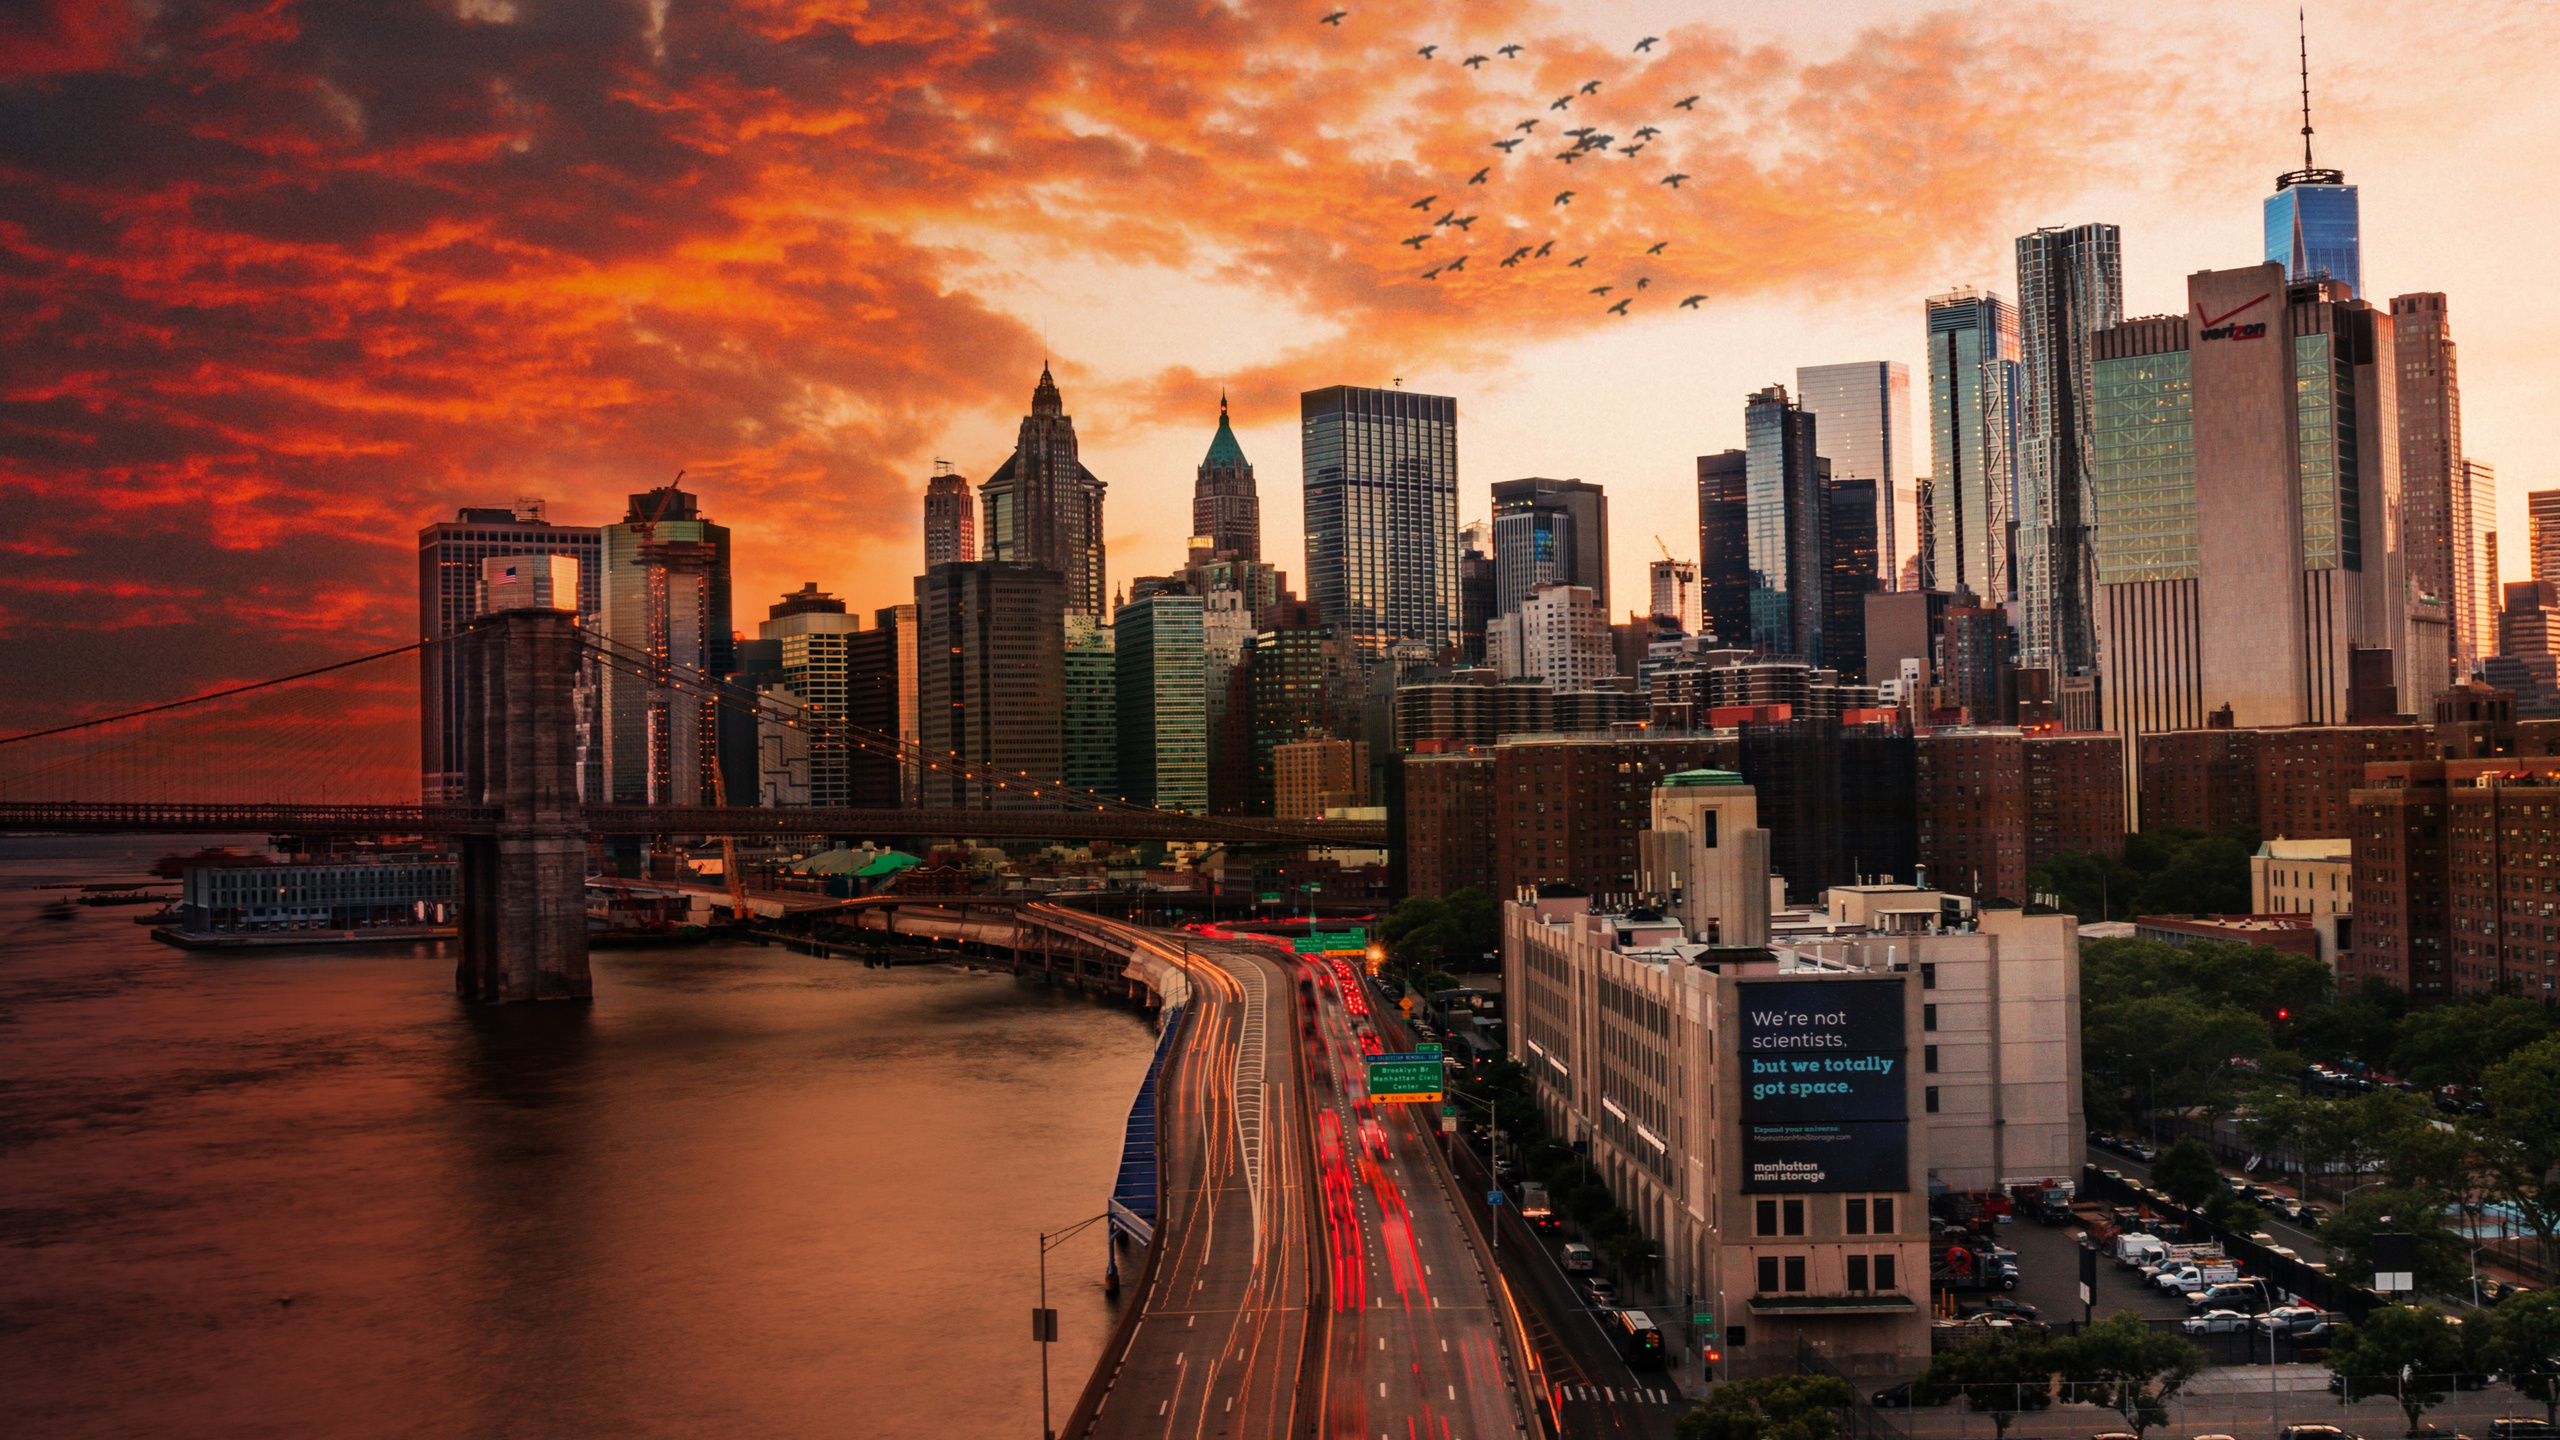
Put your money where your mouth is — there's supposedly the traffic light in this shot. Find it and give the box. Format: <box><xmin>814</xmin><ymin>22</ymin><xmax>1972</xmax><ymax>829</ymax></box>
<box><xmin>1703</xmin><ymin>1348</ymin><xmax>1721</xmax><ymax>1381</ymax></box>
<box><xmin>2277</xmin><ymin>1007</ymin><xmax>2290</xmax><ymax>1021</ymax></box>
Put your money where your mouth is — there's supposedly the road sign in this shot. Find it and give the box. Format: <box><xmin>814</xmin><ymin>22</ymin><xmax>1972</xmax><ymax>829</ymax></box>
<box><xmin>1293</xmin><ymin>930</ymin><xmax>1368</xmax><ymax>954</ymax></box>
<box><xmin>1692</xmin><ymin>1312</ymin><xmax>1713</xmax><ymax>1327</ymax></box>
<box><xmin>1365</xmin><ymin>1052</ymin><xmax>1443</xmax><ymax>1103</ymax></box>
<box><xmin>1032</xmin><ymin>1307</ymin><xmax>1058</xmax><ymax>1342</ymax></box>
<box><xmin>1487</xmin><ymin>1190</ymin><xmax>1505</xmax><ymax>1206</ymax></box>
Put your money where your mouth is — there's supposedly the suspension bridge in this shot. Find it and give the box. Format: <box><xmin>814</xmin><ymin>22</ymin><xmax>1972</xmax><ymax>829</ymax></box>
<box><xmin>3</xmin><ymin>602</ymin><xmax>1388</xmax><ymax>1002</ymax></box>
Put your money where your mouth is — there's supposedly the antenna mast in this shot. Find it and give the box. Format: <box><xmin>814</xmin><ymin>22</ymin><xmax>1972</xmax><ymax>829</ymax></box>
<box><xmin>2298</xmin><ymin>9</ymin><xmax>2315</xmax><ymax>172</ymax></box>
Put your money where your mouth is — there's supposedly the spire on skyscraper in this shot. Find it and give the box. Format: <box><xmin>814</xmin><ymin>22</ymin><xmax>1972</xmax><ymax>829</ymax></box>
<box><xmin>1032</xmin><ymin>362</ymin><xmax>1063</xmax><ymax>417</ymax></box>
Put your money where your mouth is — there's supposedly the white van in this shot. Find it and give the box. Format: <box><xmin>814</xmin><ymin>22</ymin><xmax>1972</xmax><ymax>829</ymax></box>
<box><xmin>1562</xmin><ymin>1242</ymin><xmax>1596</xmax><ymax>1272</ymax></box>
<box><xmin>2114</xmin><ymin>1234</ymin><xmax>2166</xmax><ymax>1269</ymax></box>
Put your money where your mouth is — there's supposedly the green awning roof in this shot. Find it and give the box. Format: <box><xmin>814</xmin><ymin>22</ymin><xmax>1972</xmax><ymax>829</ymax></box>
<box><xmin>1746</xmin><ymin>1294</ymin><xmax>1919</xmax><ymax>1315</ymax></box>
<box><xmin>1661</xmin><ymin>768</ymin><xmax>1746</xmax><ymax>788</ymax></box>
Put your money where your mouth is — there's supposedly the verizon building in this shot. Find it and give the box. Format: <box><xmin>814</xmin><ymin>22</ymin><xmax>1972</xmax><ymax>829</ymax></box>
<box><xmin>2090</xmin><ymin>261</ymin><xmax>2409</xmax><ymax>821</ymax></box>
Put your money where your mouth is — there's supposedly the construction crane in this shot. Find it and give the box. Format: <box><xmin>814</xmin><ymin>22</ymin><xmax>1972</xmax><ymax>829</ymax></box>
<box><xmin>1654</xmin><ymin>533</ymin><xmax>1676</xmax><ymax>563</ymax></box>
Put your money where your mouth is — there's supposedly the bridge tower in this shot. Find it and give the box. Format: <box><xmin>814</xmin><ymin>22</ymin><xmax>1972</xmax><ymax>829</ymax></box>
<box><xmin>455</xmin><ymin>603</ymin><xmax>591</xmax><ymax>1001</ymax></box>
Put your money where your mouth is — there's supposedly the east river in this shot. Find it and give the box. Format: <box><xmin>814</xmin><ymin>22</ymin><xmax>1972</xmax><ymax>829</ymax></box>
<box><xmin>1</xmin><ymin>835</ymin><xmax>1158</xmax><ymax>1438</ymax></box>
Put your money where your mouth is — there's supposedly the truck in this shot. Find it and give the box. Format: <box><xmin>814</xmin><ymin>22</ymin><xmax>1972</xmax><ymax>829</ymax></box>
<box><xmin>2006</xmin><ymin>1178</ymin><xmax>2078</xmax><ymax>1226</ymax></box>
<box><xmin>1520</xmin><ymin>1182</ymin><xmax>1558</xmax><ymax>1232</ymax></box>
<box><xmin>1931</xmin><ymin>1241</ymin><xmax>2019</xmax><ymax>1292</ymax></box>
<box><xmin>2114</xmin><ymin>1233</ymin><xmax>2167</xmax><ymax>1270</ymax></box>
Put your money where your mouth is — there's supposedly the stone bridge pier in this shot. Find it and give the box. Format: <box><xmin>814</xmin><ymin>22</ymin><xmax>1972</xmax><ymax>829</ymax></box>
<box><xmin>455</xmin><ymin>606</ymin><xmax>591</xmax><ymax>1002</ymax></box>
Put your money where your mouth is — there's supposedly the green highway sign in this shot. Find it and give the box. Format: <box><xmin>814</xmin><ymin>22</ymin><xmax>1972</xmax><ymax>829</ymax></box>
<box><xmin>1692</xmin><ymin>1312</ymin><xmax>1713</xmax><ymax>1327</ymax></box>
<box><xmin>1365</xmin><ymin>1052</ymin><xmax>1443</xmax><ymax>1103</ymax></box>
<box><xmin>1292</xmin><ymin>929</ymin><xmax>1369</xmax><ymax>954</ymax></box>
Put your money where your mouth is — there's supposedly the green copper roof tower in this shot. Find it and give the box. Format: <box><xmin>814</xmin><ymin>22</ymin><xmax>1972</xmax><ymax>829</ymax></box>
<box><xmin>1193</xmin><ymin>391</ymin><xmax>1259</xmax><ymax>559</ymax></box>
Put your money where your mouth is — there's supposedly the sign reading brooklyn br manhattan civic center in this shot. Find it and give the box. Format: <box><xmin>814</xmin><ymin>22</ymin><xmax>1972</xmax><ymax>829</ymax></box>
<box><xmin>1737</xmin><ymin>978</ymin><xmax>1909</xmax><ymax>1193</ymax></box>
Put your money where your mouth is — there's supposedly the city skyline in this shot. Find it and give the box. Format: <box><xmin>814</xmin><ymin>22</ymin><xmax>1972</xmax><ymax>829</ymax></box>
<box><xmin>4</xmin><ymin>2</ymin><xmax>2559</xmax><ymax>743</ymax></box>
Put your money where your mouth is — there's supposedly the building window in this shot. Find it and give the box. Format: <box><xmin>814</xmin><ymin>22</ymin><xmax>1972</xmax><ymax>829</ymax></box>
<box><xmin>1874</xmin><ymin>1198</ymin><xmax>1895</xmax><ymax>1234</ymax></box>
<box><xmin>1923</xmin><ymin>1003</ymin><xmax>1937</xmax><ymax>1031</ymax></box>
<box><xmin>1783</xmin><ymin>1256</ymin><xmax>1807</xmax><ymax>1292</ymax></box>
<box><xmin>1845</xmin><ymin>1198</ymin><xmax>1868</xmax><ymax>1235</ymax></box>
<box><xmin>1924</xmin><ymin>1045</ymin><xmax>1940</xmax><ymax>1073</ymax></box>
<box><xmin>1925</xmin><ymin>1086</ymin><xmax>1940</xmax><ymax>1113</ymax></box>
<box><xmin>1876</xmin><ymin>1254</ymin><xmax>1898</xmax><ymax>1289</ymax></box>
<box><xmin>1757</xmin><ymin>1255</ymin><xmax>1780</xmax><ymax>1292</ymax></box>
<box><xmin>1847</xmin><ymin>1255</ymin><xmax>1870</xmax><ymax>1291</ymax></box>
<box><xmin>1756</xmin><ymin>1200</ymin><xmax>1778</xmax><ymax>1237</ymax></box>
<box><xmin>1782</xmin><ymin>1198</ymin><xmax>1804</xmax><ymax>1236</ymax></box>
<box><xmin>1920</xmin><ymin>963</ymin><xmax>1936</xmax><ymax>990</ymax></box>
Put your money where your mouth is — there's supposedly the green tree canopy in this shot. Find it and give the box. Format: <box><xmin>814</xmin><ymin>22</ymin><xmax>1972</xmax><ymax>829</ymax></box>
<box><xmin>2051</xmin><ymin>1310</ymin><xmax>2204</xmax><ymax>1438</ymax></box>
<box><xmin>2324</xmin><ymin>1304</ymin><xmax>2471</xmax><ymax>1434</ymax></box>
<box><xmin>2395</xmin><ymin>996</ymin><xmax>2560</xmax><ymax>1088</ymax></box>
<box><xmin>2317</xmin><ymin>1190</ymin><xmax>2470</xmax><ymax>1298</ymax></box>
<box><xmin>2148</xmin><ymin>1138</ymin><xmax>2225</xmax><ymax>1210</ymax></box>
<box><xmin>1674</xmin><ymin>1375</ymin><xmax>1854</xmax><ymax>1440</ymax></box>
<box><xmin>2029</xmin><ymin>850</ymin><xmax>2143</xmax><ymax>923</ymax></box>
<box><xmin>1914</xmin><ymin>1336</ymin><xmax>2055</xmax><ymax>1440</ymax></box>
<box><xmin>2473</xmin><ymin>1036</ymin><xmax>2560</xmax><ymax>1269</ymax></box>
<box><xmin>2479</xmin><ymin>1287</ymin><xmax>2560</xmax><ymax>1424</ymax></box>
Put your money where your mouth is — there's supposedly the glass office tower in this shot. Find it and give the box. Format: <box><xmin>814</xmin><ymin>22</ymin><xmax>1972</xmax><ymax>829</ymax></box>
<box><xmin>1795</xmin><ymin>361</ymin><xmax>1911</xmax><ymax>591</ymax></box>
<box><xmin>1301</xmin><ymin>386</ymin><xmax>1458</xmax><ymax>657</ymax></box>
<box><xmin>1490</xmin><ymin>476</ymin><xmax>1608</xmax><ymax>619</ymax></box>
<box><xmin>2266</xmin><ymin>180</ymin><xmax>2361</xmax><ymax>298</ymax></box>
<box><xmin>2014</xmin><ymin>222</ymin><xmax>2123</xmax><ymax>680</ymax></box>
<box><xmin>1743</xmin><ymin>384</ymin><xmax>1825</xmax><ymax>664</ymax></box>
<box><xmin>1921</xmin><ymin>290</ymin><xmax>2021</xmax><ymax>602</ymax></box>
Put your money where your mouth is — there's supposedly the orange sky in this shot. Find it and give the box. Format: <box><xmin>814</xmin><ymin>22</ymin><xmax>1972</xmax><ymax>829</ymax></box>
<box><xmin>3</xmin><ymin>0</ymin><xmax>2556</xmax><ymax>753</ymax></box>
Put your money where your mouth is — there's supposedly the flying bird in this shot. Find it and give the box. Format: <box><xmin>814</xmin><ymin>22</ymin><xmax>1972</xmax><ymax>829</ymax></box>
<box><xmin>1533</xmin><ymin>240</ymin><xmax>1554</xmax><ymax>257</ymax></box>
<box><xmin>1635</xmin><ymin>126</ymin><xmax>1661</xmax><ymax>140</ymax></box>
<box><xmin>1320</xmin><ymin>9</ymin><xmax>1346</xmax><ymax>23</ymax></box>
<box><xmin>1401</xmin><ymin>234</ymin><xmax>1431</xmax><ymax>249</ymax></box>
<box><xmin>1636</xmin><ymin>277</ymin><xmax>1651</xmax><ymax>289</ymax></box>
<box><xmin>1564</xmin><ymin>126</ymin><xmax>1594</xmax><ymax>138</ymax></box>
<box><xmin>1608</xmin><ymin>298</ymin><xmax>1633</xmax><ymax>315</ymax></box>
<box><xmin>1462</xmin><ymin>54</ymin><xmax>1490</xmax><ymax>68</ymax></box>
<box><xmin>1416</xmin><ymin>44</ymin><xmax>1437</xmax><ymax>58</ymax></box>
<box><xmin>1445</xmin><ymin>255</ymin><xmax>1467</xmax><ymax>271</ymax></box>
<box><xmin>1674</xmin><ymin>94</ymin><xmax>1699</xmax><ymax>109</ymax></box>
<box><xmin>1491</xmin><ymin>138</ymin><xmax>1522</xmax><ymax>152</ymax></box>
<box><xmin>1554</xmin><ymin>150</ymin><xmax>1581</xmax><ymax>164</ymax></box>
<box><xmin>1579</xmin><ymin>79</ymin><xmax>1602</xmax><ymax>94</ymax></box>
<box><xmin>1507</xmin><ymin>245</ymin><xmax>1532</xmax><ymax>261</ymax></box>
<box><xmin>1646</xmin><ymin>241</ymin><xmax>1669</xmax><ymax>255</ymax></box>
<box><xmin>1679</xmin><ymin>294</ymin><xmax>1708</xmax><ymax>308</ymax></box>
<box><xmin>1515</xmin><ymin>119</ymin><xmax>1540</xmax><ymax>132</ymax></box>
<box><xmin>1432</xmin><ymin>209</ymin><xmax>1456</xmax><ymax>226</ymax></box>
<box><xmin>1550</xmin><ymin>94</ymin><xmax>1573</xmax><ymax>110</ymax></box>
<box><xmin>1661</xmin><ymin>173</ymin><xmax>1690</xmax><ymax>187</ymax></box>
<box><xmin>1501</xmin><ymin>254</ymin><xmax>1521</xmax><ymax>268</ymax></box>
<box><xmin>1449</xmin><ymin>215</ymin><xmax>1476</xmax><ymax>230</ymax></box>
<box><xmin>1634</xmin><ymin>36</ymin><xmax>1660</xmax><ymax>52</ymax></box>
<box><xmin>1498</xmin><ymin>43</ymin><xmax>1523</xmax><ymax>57</ymax></box>
<box><xmin>1590</xmin><ymin>285</ymin><xmax>1614</xmax><ymax>296</ymax></box>
<box><xmin>1468</xmin><ymin>167</ymin><xmax>1490</xmax><ymax>183</ymax></box>
<box><xmin>1619</xmin><ymin>143</ymin><xmax>1645</xmax><ymax>157</ymax></box>
<box><xmin>1410</xmin><ymin>194</ymin><xmax>1438</xmax><ymax>209</ymax></box>
<box><xmin>1422</xmin><ymin>265</ymin><xmax>1443</xmax><ymax>279</ymax></box>
<box><xmin>1566</xmin><ymin>255</ymin><xmax>1588</xmax><ymax>267</ymax></box>
<box><xmin>1553</xmin><ymin>191</ymin><xmax>1575</xmax><ymax>205</ymax></box>
<box><xmin>1580</xmin><ymin>133</ymin><xmax>1613</xmax><ymax>149</ymax></box>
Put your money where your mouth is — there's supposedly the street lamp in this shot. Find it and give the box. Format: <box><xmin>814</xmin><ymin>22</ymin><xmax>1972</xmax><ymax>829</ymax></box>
<box><xmin>1444</xmin><ymin>1085</ymin><xmax>1502</xmax><ymax>1253</ymax></box>
<box><xmin>1036</xmin><ymin>1212</ymin><xmax>1112</xmax><ymax>1440</ymax></box>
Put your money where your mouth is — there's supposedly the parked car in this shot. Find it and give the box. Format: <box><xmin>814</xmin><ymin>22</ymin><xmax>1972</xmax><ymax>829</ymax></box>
<box><xmin>1971</xmin><ymin>1296</ymin><xmax>2040</xmax><ymax>1321</ymax></box>
<box><xmin>2280</xmin><ymin>1425</ymin><xmax>2358</xmax><ymax>1440</ymax></box>
<box><xmin>2183</xmin><ymin>1309</ymin><xmax>2255</xmax><ymax>1335</ymax></box>
<box><xmin>2489</xmin><ymin>1422</ymin><xmax>2559</xmax><ymax>1440</ymax></box>
<box><xmin>1870</xmin><ymin>1380</ymin><xmax>1954</xmax><ymax>1409</ymax></box>
<box><xmin>2255</xmin><ymin>1305</ymin><xmax>2325</xmax><ymax>1333</ymax></box>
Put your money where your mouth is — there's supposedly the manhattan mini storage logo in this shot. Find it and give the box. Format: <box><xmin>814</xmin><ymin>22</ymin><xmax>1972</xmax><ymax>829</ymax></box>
<box><xmin>2196</xmin><ymin>292</ymin><xmax>2270</xmax><ymax>342</ymax></box>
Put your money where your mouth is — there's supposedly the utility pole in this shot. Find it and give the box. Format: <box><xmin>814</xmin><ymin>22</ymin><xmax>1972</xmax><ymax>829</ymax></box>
<box><xmin>1036</xmin><ymin>1212</ymin><xmax>1110</xmax><ymax>1440</ymax></box>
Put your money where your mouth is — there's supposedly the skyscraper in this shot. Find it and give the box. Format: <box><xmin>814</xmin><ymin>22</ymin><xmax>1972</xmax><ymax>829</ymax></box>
<box><xmin>981</xmin><ymin>365</ymin><xmax>1107</xmax><ymax>617</ymax></box>
<box><xmin>2533</xmin><ymin>491</ymin><xmax>2560</xmax><ymax>590</ymax></box>
<box><xmin>1458</xmin><ymin>521</ymin><xmax>1496</xmax><ymax>662</ymax></box>
<box><xmin>417</xmin><ymin>500</ymin><xmax>601</xmax><ymax>802</ymax></box>
<box><xmin>1696</xmin><ymin>450</ymin><xmax>1750</xmax><ymax>647</ymax></box>
<box><xmin>1824</xmin><ymin>476</ymin><xmax>1880</xmax><ymax>683</ymax></box>
<box><xmin>924</xmin><ymin>465</ymin><xmax>975</xmax><ymax>568</ymax></box>
<box><xmin>1063</xmin><ymin>615</ymin><xmax>1117</xmax><ymax>799</ymax></box>
<box><xmin>1115</xmin><ymin>591</ymin><xmax>1208</xmax><ymax>812</ymax></box>
<box><xmin>847</xmin><ymin>605</ymin><xmax>914</xmax><ymax>807</ymax></box>
<box><xmin>2265</xmin><ymin>27</ymin><xmax>2360</xmax><ymax>297</ymax></box>
<box><xmin>759</xmin><ymin>585</ymin><xmax>861</xmax><ymax>807</ymax></box>
<box><xmin>2089</xmin><ymin>265</ymin><xmax>2409</xmax><ymax>822</ymax></box>
<box><xmin>916</xmin><ymin>561</ymin><xmax>1066</xmax><ymax>809</ymax></box>
<box><xmin>1301</xmin><ymin>385</ymin><xmax>1458</xmax><ymax>658</ymax></box>
<box><xmin>1743</xmin><ymin>384</ymin><xmax>1827</xmax><ymax>663</ymax></box>
<box><xmin>1490</xmin><ymin>476</ymin><xmax>1609</xmax><ymax>619</ymax></box>
<box><xmin>1648</xmin><ymin>558</ymin><xmax>1699</xmax><ymax>633</ymax></box>
<box><xmin>1193</xmin><ymin>395</ymin><xmax>1260</xmax><ymax>560</ymax></box>
<box><xmin>1795</xmin><ymin>361</ymin><xmax>1911</xmax><ymax>589</ymax></box>
<box><xmin>2390</xmin><ymin>293</ymin><xmax>2480</xmax><ymax>669</ymax></box>
<box><xmin>1920</xmin><ymin>290</ymin><xmax>2022</xmax><ymax>601</ymax></box>
<box><xmin>2014</xmin><ymin>223</ymin><xmax>2123</xmax><ymax>686</ymax></box>
<box><xmin>598</xmin><ymin>484</ymin><xmax>735</xmax><ymax>807</ymax></box>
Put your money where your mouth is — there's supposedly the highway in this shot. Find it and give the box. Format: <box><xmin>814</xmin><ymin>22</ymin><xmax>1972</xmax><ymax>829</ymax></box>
<box><xmin>1298</xmin><ymin>954</ymin><xmax>1540</xmax><ymax>1440</ymax></box>
<box><xmin>1082</xmin><ymin>931</ymin><xmax>1315</xmax><ymax>1440</ymax></box>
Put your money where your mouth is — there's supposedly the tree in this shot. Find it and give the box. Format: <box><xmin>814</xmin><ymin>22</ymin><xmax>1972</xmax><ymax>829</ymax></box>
<box><xmin>2149</xmin><ymin>1138</ymin><xmax>2225</xmax><ymax>1210</ymax></box>
<box><xmin>2133</xmin><ymin>834</ymin><xmax>2253</xmax><ymax>916</ymax></box>
<box><xmin>2241</xmin><ymin>1086</ymin><xmax>2325</xmax><ymax>1195</ymax></box>
<box><xmin>2479</xmin><ymin>1287</ymin><xmax>2560</xmax><ymax>1424</ymax></box>
<box><xmin>2324</xmin><ymin>1304</ymin><xmax>2468</xmax><ymax>1435</ymax></box>
<box><xmin>2318</xmin><ymin>1191</ymin><xmax>2470</xmax><ymax>1299</ymax></box>
<box><xmin>1604</xmin><ymin>1227</ymin><xmax>1660</xmax><ymax>1280</ymax></box>
<box><xmin>2473</xmin><ymin>1036</ymin><xmax>2560</xmax><ymax>1277</ymax></box>
<box><xmin>1674</xmin><ymin>1374</ymin><xmax>1854</xmax><ymax>1440</ymax></box>
<box><xmin>1915</xmin><ymin>1336</ymin><xmax>2055</xmax><ymax>1440</ymax></box>
<box><xmin>2394</xmin><ymin>996</ymin><xmax>2560</xmax><ymax>1089</ymax></box>
<box><xmin>2051</xmin><ymin>1310</ymin><xmax>2203</xmax><ymax>1438</ymax></box>
<box><xmin>2029</xmin><ymin>849</ymin><xmax>2143</xmax><ymax>922</ymax></box>
<box><xmin>2290</xmin><ymin>978</ymin><xmax>2408</xmax><ymax>1069</ymax></box>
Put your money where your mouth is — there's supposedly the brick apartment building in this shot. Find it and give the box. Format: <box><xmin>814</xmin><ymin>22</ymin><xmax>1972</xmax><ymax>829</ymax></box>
<box><xmin>2346</xmin><ymin>759</ymin><xmax>2560</xmax><ymax>1001</ymax></box>
<box><xmin>1917</xmin><ymin>730</ymin><xmax>2126</xmax><ymax>901</ymax></box>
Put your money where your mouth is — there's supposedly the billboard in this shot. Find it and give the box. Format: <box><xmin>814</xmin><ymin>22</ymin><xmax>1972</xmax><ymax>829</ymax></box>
<box><xmin>1736</xmin><ymin>978</ymin><xmax>1908</xmax><ymax>1193</ymax></box>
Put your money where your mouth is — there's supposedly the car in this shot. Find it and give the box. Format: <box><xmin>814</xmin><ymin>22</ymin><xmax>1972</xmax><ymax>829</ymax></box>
<box><xmin>2256</xmin><ymin>1305</ymin><xmax>2324</xmax><ymax>1333</ymax></box>
<box><xmin>1585</xmin><ymin>1277</ymin><xmax>1616</xmax><ymax>1304</ymax></box>
<box><xmin>2281</xmin><ymin>1425</ymin><xmax>2357</xmax><ymax>1440</ymax></box>
<box><xmin>2183</xmin><ymin>1309</ymin><xmax>2254</xmax><ymax>1334</ymax></box>
<box><xmin>2489</xmin><ymin>1422</ymin><xmax>2559</xmax><ymax>1440</ymax></box>
<box><xmin>1973</xmin><ymin>1296</ymin><xmax>2040</xmax><ymax>1320</ymax></box>
<box><xmin>1870</xmin><ymin>1380</ymin><xmax>1952</xmax><ymax>1409</ymax></box>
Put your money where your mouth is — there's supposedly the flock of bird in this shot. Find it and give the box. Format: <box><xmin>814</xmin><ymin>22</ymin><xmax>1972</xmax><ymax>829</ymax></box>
<box><xmin>1319</xmin><ymin>11</ymin><xmax>1710</xmax><ymax>317</ymax></box>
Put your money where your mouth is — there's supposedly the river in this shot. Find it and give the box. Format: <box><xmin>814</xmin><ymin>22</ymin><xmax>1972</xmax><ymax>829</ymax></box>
<box><xmin>1</xmin><ymin>835</ymin><xmax>1158</xmax><ymax>1438</ymax></box>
